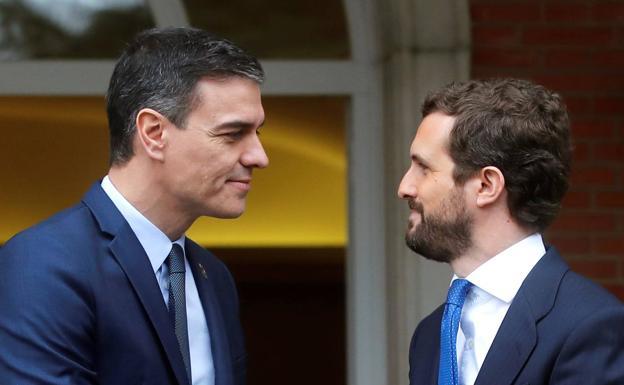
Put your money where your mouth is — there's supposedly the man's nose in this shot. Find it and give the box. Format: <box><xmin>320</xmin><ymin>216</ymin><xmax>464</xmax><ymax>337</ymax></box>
<box><xmin>397</xmin><ymin>169</ymin><xmax>417</xmax><ymax>199</ymax></box>
<box><xmin>242</xmin><ymin>134</ymin><xmax>269</xmax><ymax>168</ymax></box>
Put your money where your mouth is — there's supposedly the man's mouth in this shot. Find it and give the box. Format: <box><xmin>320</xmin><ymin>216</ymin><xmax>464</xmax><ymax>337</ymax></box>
<box><xmin>227</xmin><ymin>178</ymin><xmax>251</xmax><ymax>191</ymax></box>
<box><xmin>408</xmin><ymin>199</ymin><xmax>423</xmax><ymax>214</ymax></box>
<box><xmin>407</xmin><ymin>199</ymin><xmax>424</xmax><ymax>229</ymax></box>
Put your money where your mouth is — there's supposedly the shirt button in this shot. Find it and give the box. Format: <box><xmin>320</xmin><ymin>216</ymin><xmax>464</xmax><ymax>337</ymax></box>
<box><xmin>467</xmin><ymin>339</ymin><xmax>474</xmax><ymax>349</ymax></box>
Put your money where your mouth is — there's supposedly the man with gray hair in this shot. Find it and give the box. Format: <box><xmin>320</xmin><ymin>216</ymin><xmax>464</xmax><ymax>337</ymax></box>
<box><xmin>0</xmin><ymin>27</ymin><xmax>268</xmax><ymax>385</ymax></box>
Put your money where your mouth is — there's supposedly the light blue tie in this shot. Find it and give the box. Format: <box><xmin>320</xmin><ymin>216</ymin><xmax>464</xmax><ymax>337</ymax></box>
<box><xmin>438</xmin><ymin>278</ymin><xmax>473</xmax><ymax>385</ymax></box>
<box><xmin>168</xmin><ymin>244</ymin><xmax>192</xmax><ymax>383</ymax></box>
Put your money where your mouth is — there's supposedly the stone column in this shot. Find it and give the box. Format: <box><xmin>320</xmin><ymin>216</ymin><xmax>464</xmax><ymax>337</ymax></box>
<box><xmin>379</xmin><ymin>0</ymin><xmax>470</xmax><ymax>382</ymax></box>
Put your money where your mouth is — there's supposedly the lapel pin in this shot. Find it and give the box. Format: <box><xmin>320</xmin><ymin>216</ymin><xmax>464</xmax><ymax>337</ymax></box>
<box><xmin>197</xmin><ymin>263</ymin><xmax>208</xmax><ymax>279</ymax></box>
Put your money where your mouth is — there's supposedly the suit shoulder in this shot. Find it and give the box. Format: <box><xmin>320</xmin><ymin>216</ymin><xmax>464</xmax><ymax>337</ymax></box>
<box><xmin>537</xmin><ymin>268</ymin><xmax>624</xmax><ymax>338</ymax></box>
<box><xmin>3</xmin><ymin>202</ymin><xmax>96</xmax><ymax>249</ymax></box>
<box><xmin>559</xmin><ymin>269</ymin><xmax>622</xmax><ymax>311</ymax></box>
<box><xmin>1</xmin><ymin>202</ymin><xmax>101</xmax><ymax>279</ymax></box>
<box><xmin>549</xmin><ymin>282</ymin><xmax>624</xmax><ymax>383</ymax></box>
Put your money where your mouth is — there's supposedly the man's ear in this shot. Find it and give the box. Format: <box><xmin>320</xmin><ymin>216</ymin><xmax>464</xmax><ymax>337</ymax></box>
<box><xmin>475</xmin><ymin>166</ymin><xmax>505</xmax><ymax>208</ymax></box>
<box><xmin>135</xmin><ymin>108</ymin><xmax>168</xmax><ymax>161</ymax></box>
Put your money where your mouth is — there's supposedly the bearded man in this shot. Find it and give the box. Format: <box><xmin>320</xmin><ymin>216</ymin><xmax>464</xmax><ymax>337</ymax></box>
<box><xmin>398</xmin><ymin>78</ymin><xmax>624</xmax><ymax>385</ymax></box>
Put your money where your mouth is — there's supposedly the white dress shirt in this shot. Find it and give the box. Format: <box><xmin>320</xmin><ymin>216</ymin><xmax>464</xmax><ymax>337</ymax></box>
<box><xmin>101</xmin><ymin>176</ymin><xmax>214</xmax><ymax>385</ymax></box>
<box><xmin>453</xmin><ymin>233</ymin><xmax>546</xmax><ymax>385</ymax></box>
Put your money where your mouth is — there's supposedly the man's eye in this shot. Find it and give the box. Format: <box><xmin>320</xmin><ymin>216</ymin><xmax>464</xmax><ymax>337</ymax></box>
<box><xmin>225</xmin><ymin>131</ymin><xmax>244</xmax><ymax>139</ymax></box>
<box><xmin>415</xmin><ymin>163</ymin><xmax>430</xmax><ymax>176</ymax></box>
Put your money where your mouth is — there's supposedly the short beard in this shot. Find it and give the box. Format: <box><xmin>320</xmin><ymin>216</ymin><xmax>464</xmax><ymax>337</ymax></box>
<box><xmin>405</xmin><ymin>189</ymin><xmax>473</xmax><ymax>263</ymax></box>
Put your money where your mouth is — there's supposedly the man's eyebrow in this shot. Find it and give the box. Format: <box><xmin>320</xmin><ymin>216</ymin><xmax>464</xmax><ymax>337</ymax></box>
<box><xmin>411</xmin><ymin>153</ymin><xmax>430</xmax><ymax>167</ymax></box>
<box><xmin>214</xmin><ymin>119</ymin><xmax>265</xmax><ymax>130</ymax></box>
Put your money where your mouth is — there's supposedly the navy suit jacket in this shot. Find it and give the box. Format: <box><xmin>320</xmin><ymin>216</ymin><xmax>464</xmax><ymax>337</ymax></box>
<box><xmin>0</xmin><ymin>183</ymin><xmax>246</xmax><ymax>385</ymax></box>
<box><xmin>409</xmin><ymin>247</ymin><xmax>624</xmax><ymax>385</ymax></box>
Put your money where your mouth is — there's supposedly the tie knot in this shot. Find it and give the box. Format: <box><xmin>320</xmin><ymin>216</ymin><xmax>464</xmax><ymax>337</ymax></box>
<box><xmin>167</xmin><ymin>243</ymin><xmax>185</xmax><ymax>273</ymax></box>
<box><xmin>446</xmin><ymin>278</ymin><xmax>472</xmax><ymax>307</ymax></box>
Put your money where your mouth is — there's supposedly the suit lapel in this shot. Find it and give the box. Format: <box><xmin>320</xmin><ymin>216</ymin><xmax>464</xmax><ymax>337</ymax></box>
<box><xmin>82</xmin><ymin>183</ymin><xmax>190</xmax><ymax>385</ymax></box>
<box><xmin>474</xmin><ymin>247</ymin><xmax>569</xmax><ymax>385</ymax></box>
<box><xmin>429</xmin><ymin>317</ymin><xmax>442</xmax><ymax>385</ymax></box>
<box><xmin>186</xmin><ymin>241</ymin><xmax>233</xmax><ymax>385</ymax></box>
<box><xmin>473</xmin><ymin>293</ymin><xmax>536</xmax><ymax>385</ymax></box>
<box><xmin>431</xmin><ymin>338</ymin><xmax>440</xmax><ymax>384</ymax></box>
<box><xmin>428</xmin><ymin>309</ymin><xmax>443</xmax><ymax>385</ymax></box>
<box><xmin>109</xmin><ymin>232</ymin><xmax>190</xmax><ymax>385</ymax></box>
<box><xmin>409</xmin><ymin>306</ymin><xmax>443</xmax><ymax>385</ymax></box>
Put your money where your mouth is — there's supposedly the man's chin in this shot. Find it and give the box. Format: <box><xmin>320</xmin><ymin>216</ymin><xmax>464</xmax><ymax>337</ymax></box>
<box><xmin>213</xmin><ymin>208</ymin><xmax>245</xmax><ymax>219</ymax></box>
<box><xmin>405</xmin><ymin>223</ymin><xmax>419</xmax><ymax>238</ymax></box>
<box><xmin>405</xmin><ymin>232</ymin><xmax>452</xmax><ymax>263</ymax></box>
<box><xmin>202</xmin><ymin>202</ymin><xmax>246</xmax><ymax>219</ymax></box>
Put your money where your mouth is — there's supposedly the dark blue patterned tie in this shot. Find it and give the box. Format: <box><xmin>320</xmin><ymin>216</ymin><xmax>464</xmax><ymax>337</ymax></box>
<box><xmin>438</xmin><ymin>278</ymin><xmax>473</xmax><ymax>385</ymax></box>
<box><xmin>168</xmin><ymin>243</ymin><xmax>192</xmax><ymax>382</ymax></box>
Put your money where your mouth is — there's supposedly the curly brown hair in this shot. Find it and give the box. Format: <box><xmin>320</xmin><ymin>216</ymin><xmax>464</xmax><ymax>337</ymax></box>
<box><xmin>422</xmin><ymin>78</ymin><xmax>572</xmax><ymax>231</ymax></box>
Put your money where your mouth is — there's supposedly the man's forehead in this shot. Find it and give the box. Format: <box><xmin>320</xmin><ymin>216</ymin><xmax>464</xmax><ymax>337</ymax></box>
<box><xmin>411</xmin><ymin>113</ymin><xmax>455</xmax><ymax>158</ymax></box>
<box><xmin>211</xmin><ymin>117</ymin><xmax>265</xmax><ymax>132</ymax></box>
<box><xmin>193</xmin><ymin>76</ymin><xmax>262</xmax><ymax>101</ymax></box>
<box><xmin>190</xmin><ymin>76</ymin><xmax>264</xmax><ymax>124</ymax></box>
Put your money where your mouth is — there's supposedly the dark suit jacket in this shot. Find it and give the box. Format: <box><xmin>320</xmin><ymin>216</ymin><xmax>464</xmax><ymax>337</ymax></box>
<box><xmin>0</xmin><ymin>183</ymin><xmax>246</xmax><ymax>385</ymax></box>
<box><xmin>409</xmin><ymin>247</ymin><xmax>624</xmax><ymax>385</ymax></box>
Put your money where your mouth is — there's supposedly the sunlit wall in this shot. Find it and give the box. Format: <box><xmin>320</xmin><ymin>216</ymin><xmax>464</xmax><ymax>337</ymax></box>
<box><xmin>0</xmin><ymin>96</ymin><xmax>347</xmax><ymax>247</ymax></box>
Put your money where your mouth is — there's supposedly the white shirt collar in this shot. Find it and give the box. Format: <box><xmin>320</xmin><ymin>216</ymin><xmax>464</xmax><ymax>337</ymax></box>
<box><xmin>453</xmin><ymin>233</ymin><xmax>546</xmax><ymax>303</ymax></box>
<box><xmin>101</xmin><ymin>176</ymin><xmax>185</xmax><ymax>273</ymax></box>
